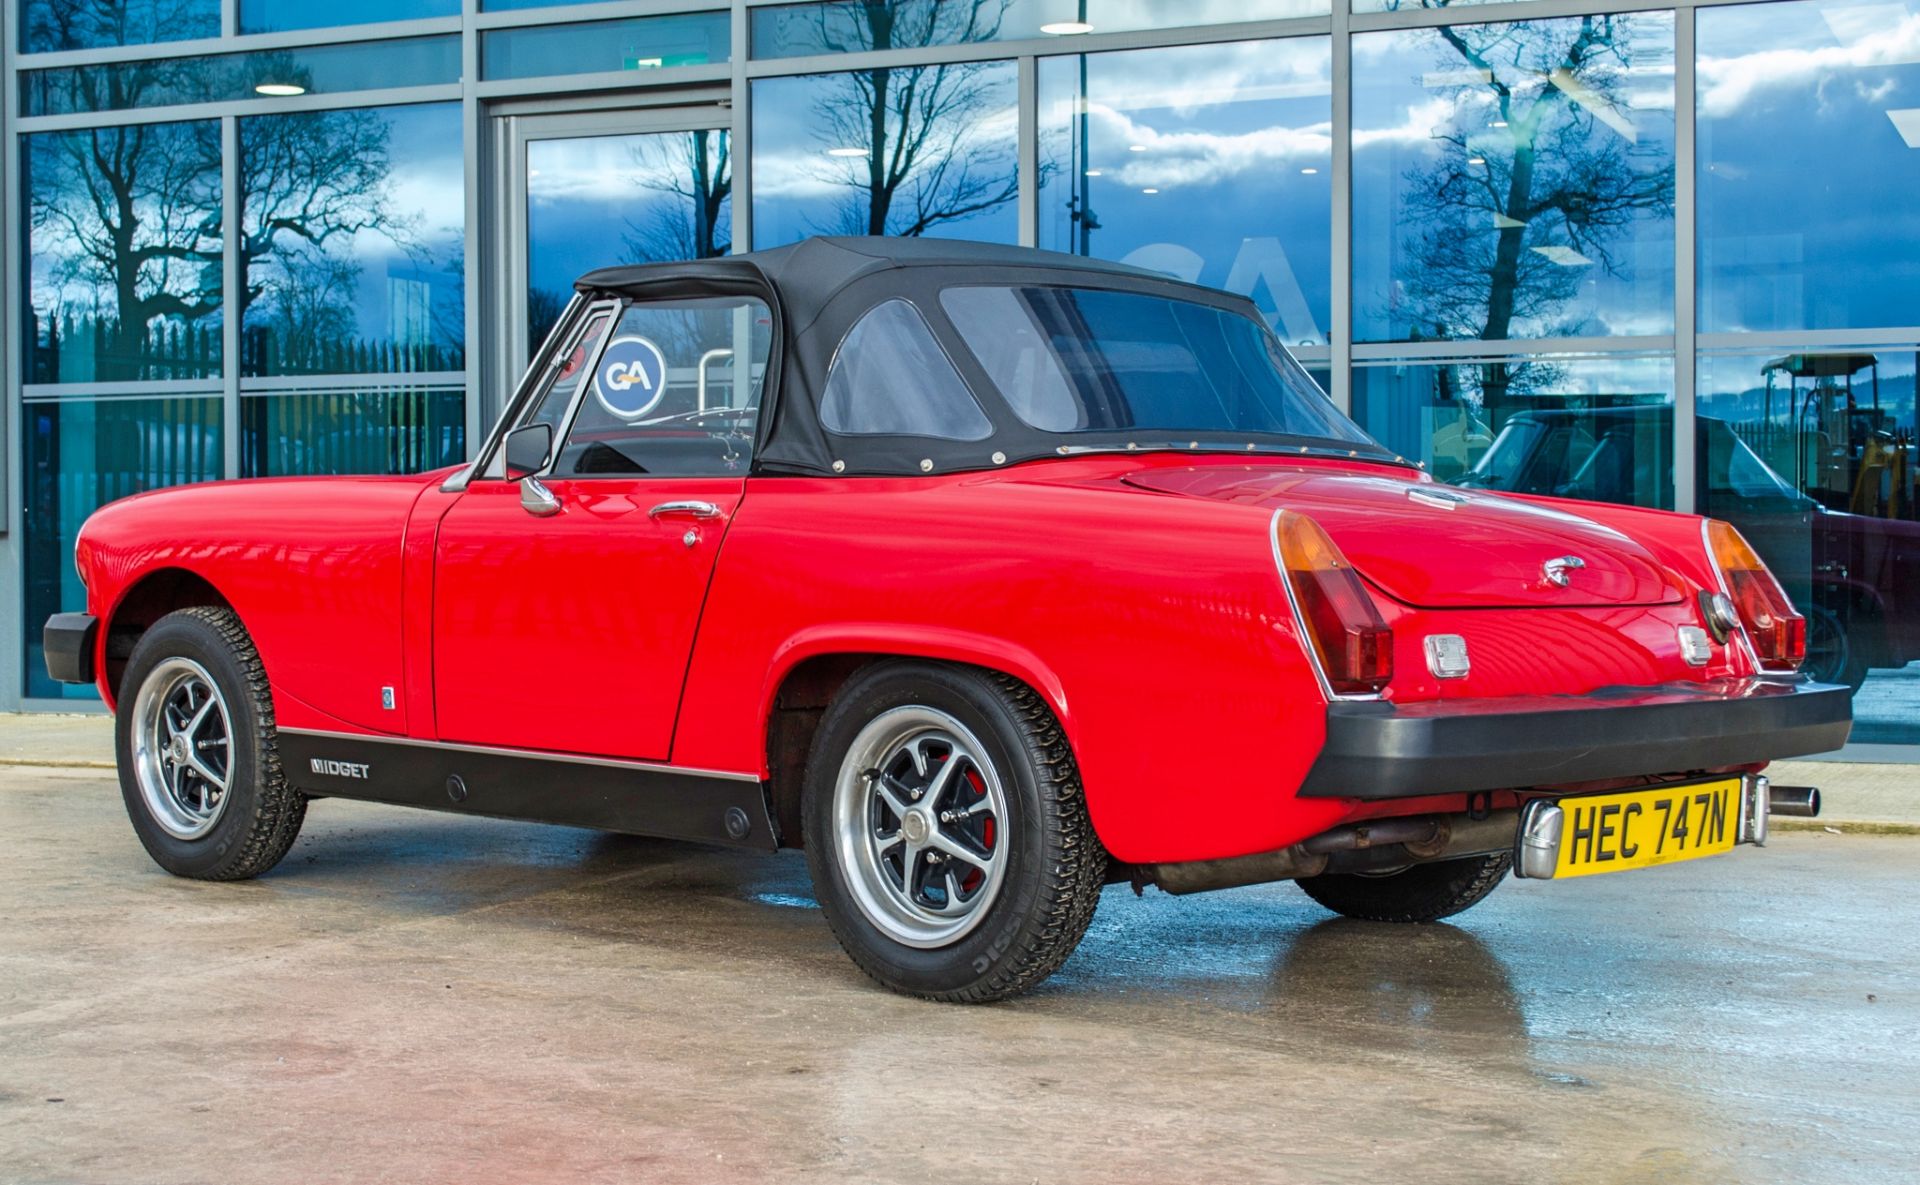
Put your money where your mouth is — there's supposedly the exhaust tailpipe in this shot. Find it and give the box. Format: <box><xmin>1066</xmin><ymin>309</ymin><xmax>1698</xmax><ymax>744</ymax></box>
<box><xmin>1769</xmin><ymin>784</ymin><xmax>1821</xmax><ymax>818</ymax></box>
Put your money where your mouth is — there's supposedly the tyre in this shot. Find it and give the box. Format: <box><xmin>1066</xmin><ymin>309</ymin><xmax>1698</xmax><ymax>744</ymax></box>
<box><xmin>802</xmin><ymin>661</ymin><xmax>1106</xmax><ymax>1002</ymax></box>
<box><xmin>1295</xmin><ymin>852</ymin><xmax>1511</xmax><ymax>923</ymax></box>
<box><xmin>1803</xmin><ymin>604</ymin><xmax>1868</xmax><ymax>693</ymax></box>
<box><xmin>115</xmin><ymin>607</ymin><xmax>306</xmax><ymax>881</ymax></box>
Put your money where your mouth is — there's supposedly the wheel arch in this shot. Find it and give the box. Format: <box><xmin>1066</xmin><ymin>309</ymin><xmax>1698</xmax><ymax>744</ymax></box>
<box><xmin>757</xmin><ymin>628</ymin><xmax>1075</xmax><ymax>850</ymax></box>
<box><xmin>98</xmin><ymin>567</ymin><xmax>237</xmax><ymax>708</ymax></box>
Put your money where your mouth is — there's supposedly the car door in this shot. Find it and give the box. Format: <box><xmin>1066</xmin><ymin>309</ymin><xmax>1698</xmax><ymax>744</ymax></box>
<box><xmin>433</xmin><ymin>293</ymin><xmax>773</xmax><ymax>761</ymax></box>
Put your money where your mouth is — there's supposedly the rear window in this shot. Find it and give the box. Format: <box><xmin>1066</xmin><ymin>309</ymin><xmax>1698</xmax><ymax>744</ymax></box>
<box><xmin>940</xmin><ymin>285</ymin><xmax>1369</xmax><ymax>446</ymax></box>
<box><xmin>820</xmin><ymin>299</ymin><xmax>992</xmax><ymax>440</ymax></box>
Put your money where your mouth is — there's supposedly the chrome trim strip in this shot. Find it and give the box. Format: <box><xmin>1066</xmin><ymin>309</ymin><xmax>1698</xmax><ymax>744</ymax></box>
<box><xmin>276</xmin><ymin>727</ymin><xmax>761</xmax><ymax>783</ymax></box>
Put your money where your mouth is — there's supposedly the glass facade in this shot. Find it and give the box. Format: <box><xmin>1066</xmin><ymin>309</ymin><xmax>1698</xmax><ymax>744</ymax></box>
<box><xmin>751</xmin><ymin>61</ymin><xmax>1021</xmax><ymax>245</ymax></box>
<box><xmin>1697</xmin><ymin>0</ymin><xmax>1920</xmax><ymax>333</ymax></box>
<box><xmin>25</xmin><ymin>119</ymin><xmax>223</xmax><ymax>385</ymax></box>
<box><xmin>239</xmin><ymin>0</ymin><xmax>460</xmax><ymax>35</ymax></box>
<box><xmin>481</xmin><ymin>12</ymin><xmax>730</xmax><ymax>81</ymax></box>
<box><xmin>21</xmin><ymin>36</ymin><xmax>463</xmax><ymax>115</ymax></box>
<box><xmin>22</xmin><ymin>397</ymin><xmax>224</xmax><ymax>699</ymax></box>
<box><xmin>238</xmin><ymin>102</ymin><xmax>466</xmax><ymax>377</ymax></box>
<box><xmin>1355</xmin><ymin>353</ymin><xmax>1675</xmax><ymax>504</ymax></box>
<box><xmin>20</xmin><ymin>0</ymin><xmax>219</xmax><ymax>52</ymax></box>
<box><xmin>750</xmin><ymin>0</ymin><xmax>1330</xmax><ymax>60</ymax></box>
<box><xmin>1037</xmin><ymin>38</ymin><xmax>1333</xmax><ymax>347</ymax></box>
<box><xmin>1352</xmin><ymin>14</ymin><xmax>1676</xmax><ymax>344</ymax></box>
<box><xmin>3</xmin><ymin>0</ymin><xmax>1912</xmax><ymax>755</ymax></box>
<box><xmin>526</xmin><ymin>127</ymin><xmax>733</xmax><ymax>350</ymax></box>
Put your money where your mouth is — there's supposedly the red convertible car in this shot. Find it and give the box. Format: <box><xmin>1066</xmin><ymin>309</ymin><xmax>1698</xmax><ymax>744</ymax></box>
<box><xmin>44</xmin><ymin>239</ymin><xmax>1849</xmax><ymax>1002</ymax></box>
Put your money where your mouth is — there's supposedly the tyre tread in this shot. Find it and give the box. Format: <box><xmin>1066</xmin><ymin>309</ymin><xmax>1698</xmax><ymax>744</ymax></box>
<box><xmin>807</xmin><ymin>664</ymin><xmax>1107</xmax><ymax>1003</ymax></box>
<box><xmin>941</xmin><ymin>672</ymin><xmax>1106</xmax><ymax>1003</ymax></box>
<box><xmin>125</xmin><ymin>606</ymin><xmax>305</xmax><ymax>881</ymax></box>
<box><xmin>1295</xmin><ymin>851</ymin><xmax>1511</xmax><ymax>924</ymax></box>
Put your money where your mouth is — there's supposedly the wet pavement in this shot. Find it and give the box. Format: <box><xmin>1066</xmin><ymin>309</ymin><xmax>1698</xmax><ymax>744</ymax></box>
<box><xmin>2</xmin><ymin>764</ymin><xmax>1916</xmax><ymax>1185</ymax></box>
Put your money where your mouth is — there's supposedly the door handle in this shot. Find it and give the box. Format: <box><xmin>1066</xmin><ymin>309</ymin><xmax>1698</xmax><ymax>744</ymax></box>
<box><xmin>648</xmin><ymin>500</ymin><xmax>722</xmax><ymax>519</ymax></box>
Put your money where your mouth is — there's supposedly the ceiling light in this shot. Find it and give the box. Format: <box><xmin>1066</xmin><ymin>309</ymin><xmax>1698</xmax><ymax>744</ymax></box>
<box><xmin>1300</xmin><ymin>167</ymin><xmax>1319</xmax><ymax>174</ymax></box>
<box><xmin>1141</xmin><ymin>187</ymin><xmax>1160</xmax><ymax>194</ymax></box>
<box><xmin>1084</xmin><ymin>169</ymin><xmax>1102</xmax><ymax>176</ymax></box>
<box><xmin>1039</xmin><ymin>20</ymin><xmax>1094</xmax><ymax>34</ymax></box>
<box><xmin>826</xmin><ymin>146</ymin><xmax>868</xmax><ymax>157</ymax></box>
<box><xmin>1490</xmin><ymin>119</ymin><xmax>1508</xmax><ymax>128</ymax></box>
<box><xmin>1547</xmin><ymin>66</ymin><xmax>1637</xmax><ymax>143</ymax></box>
<box><xmin>255</xmin><ymin>82</ymin><xmax>306</xmax><ymax>97</ymax></box>
<box><xmin>1468</xmin><ymin>156</ymin><xmax>1486</xmax><ymax>165</ymax></box>
<box><xmin>1532</xmin><ymin>245</ymin><xmax>1592</xmax><ymax>267</ymax></box>
<box><xmin>1128</xmin><ymin>144</ymin><xmax>1146</xmax><ymax>152</ymax></box>
<box><xmin>1888</xmin><ymin>108</ymin><xmax>1920</xmax><ymax>148</ymax></box>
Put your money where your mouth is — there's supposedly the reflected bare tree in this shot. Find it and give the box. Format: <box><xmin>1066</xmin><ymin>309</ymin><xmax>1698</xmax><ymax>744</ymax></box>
<box><xmin>240</xmin><ymin>99</ymin><xmax>416</xmax><ymax>369</ymax></box>
<box><xmin>802</xmin><ymin>0</ymin><xmax>1020</xmax><ymax>236</ymax></box>
<box><xmin>23</xmin><ymin>0</ymin><xmax>216</xmax><ymax>53</ymax></box>
<box><xmin>622</xmin><ymin>131</ymin><xmax>732</xmax><ymax>262</ymax></box>
<box><xmin>28</xmin><ymin>26</ymin><xmax>422</xmax><ymax>379</ymax></box>
<box><xmin>1398</xmin><ymin>15</ymin><xmax>1674</xmax><ymax>401</ymax></box>
<box><xmin>29</xmin><ymin>121</ymin><xmax>223</xmax><ymax>380</ymax></box>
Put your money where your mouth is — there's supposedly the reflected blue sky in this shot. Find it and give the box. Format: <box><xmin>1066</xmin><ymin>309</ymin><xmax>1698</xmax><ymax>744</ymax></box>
<box><xmin>751</xmin><ymin>62</ymin><xmax>1021</xmax><ymax>247</ymax></box>
<box><xmin>240</xmin><ymin>0</ymin><xmax>457</xmax><ymax>34</ymax></box>
<box><xmin>1699</xmin><ymin>0</ymin><xmax>1920</xmax><ymax>333</ymax></box>
<box><xmin>21</xmin><ymin>0</ymin><xmax>218</xmax><ymax>52</ymax></box>
<box><xmin>527</xmin><ymin>128</ymin><xmax>732</xmax><ymax>311</ymax></box>
<box><xmin>240</xmin><ymin>102</ymin><xmax>466</xmax><ymax>372</ymax></box>
<box><xmin>750</xmin><ymin>0</ymin><xmax>1329</xmax><ymax>59</ymax></box>
<box><xmin>1037</xmin><ymin>39</ymin><xmax>1332</xmax><ymax>347</ymax></box>
<box><xmin>1353</xmin><ymin>15</ymin><xmax>1676</xmax><ymax>344</ymax></box>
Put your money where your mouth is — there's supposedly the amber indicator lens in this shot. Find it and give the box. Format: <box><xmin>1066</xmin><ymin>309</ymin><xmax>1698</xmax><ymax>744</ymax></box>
<box><xmin>1276</xmin><ymin>511</ymin><xmax>1393</xmax><ymax>694</ymax></box>
<box><xmin>1706</xmin><ymin>520</ymin><xmax>1806</xmax><ymax>669</ymax></box>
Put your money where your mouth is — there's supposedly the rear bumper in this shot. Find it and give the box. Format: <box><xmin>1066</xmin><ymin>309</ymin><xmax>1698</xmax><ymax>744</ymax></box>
<box><xmin>42</xmin><ymin>613</ymin><xmax>98</xmax><ymax>685</ymax></box>
<box><xmin>1300</xmin><ymin>678</ymin><xmax>1853</xmax><ymax>800</ymax></box>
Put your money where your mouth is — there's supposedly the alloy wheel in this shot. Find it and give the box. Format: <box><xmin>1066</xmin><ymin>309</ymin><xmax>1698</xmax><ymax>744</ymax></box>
<box><xmin>131</xmin><ymin>657</ymin><xmax>234</xmax><ymax>840</ymax></box>
<box><xmin>831</xmin><ymin>706</ymin><xmax>1009</xmax><ymax>948</ymax></box>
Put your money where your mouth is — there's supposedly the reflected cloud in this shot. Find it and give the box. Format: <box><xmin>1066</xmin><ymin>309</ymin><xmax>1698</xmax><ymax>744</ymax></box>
<box><xmin>1698</xmin><ymin>11</ymin><xmax>1920</xmax><ymax>118</ymax></box>
<box><xmin>1076</xmin><ymin>104</ymin><xmax>1331</xmax><ymax>187</ymax></box>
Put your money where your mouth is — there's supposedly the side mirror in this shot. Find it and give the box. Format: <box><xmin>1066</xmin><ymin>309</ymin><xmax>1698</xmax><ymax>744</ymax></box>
<box><xmin>503</xmin><ymin>422</ymin><xmax>552</xmax><ymax>480</ymax></box>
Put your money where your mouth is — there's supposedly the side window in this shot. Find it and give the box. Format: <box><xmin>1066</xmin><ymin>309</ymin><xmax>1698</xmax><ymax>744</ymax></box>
<box><xmin>522</xmin><ymin>305</ymin><xmax>615</xmax><ymax>431</ymax></box>
<box><xmin>820</xmin><ymin>299</ymin><xmax>993</xmax><ymax>440</ymax></box>
<box><xmin>939</xmin><ymin>286</ymin><xmax>1080</xmax><ymax>431</ymax></box>
<box><xmin>551</xmin><ymin>296</ymin><xmax>773</xmax><ymax>477</ymax></box>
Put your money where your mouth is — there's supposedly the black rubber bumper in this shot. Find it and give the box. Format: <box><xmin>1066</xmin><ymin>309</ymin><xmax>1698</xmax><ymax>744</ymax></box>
<box><xmin>42</xmin><ymin>613</ymin><xmax>98</xmax><ymax>685</ymax></box>
<box><xmin>1300</xmin><ymin>678</ymin><xmax>1854</xmax><ymax>799</ymax></box>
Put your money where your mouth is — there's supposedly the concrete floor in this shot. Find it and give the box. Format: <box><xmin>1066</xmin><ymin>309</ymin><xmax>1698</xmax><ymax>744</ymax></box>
<box><xmin>2</xmin><ymin>765</ymin><xmax>1916</xmax><ymax>1185</ymax></box>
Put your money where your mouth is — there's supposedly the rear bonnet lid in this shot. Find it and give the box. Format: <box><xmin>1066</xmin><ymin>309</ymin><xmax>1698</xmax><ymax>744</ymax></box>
<box><xmin>1121</xmin><ymin>467</ymin><xmax>1680</xmax><ymax>608</ymax></box>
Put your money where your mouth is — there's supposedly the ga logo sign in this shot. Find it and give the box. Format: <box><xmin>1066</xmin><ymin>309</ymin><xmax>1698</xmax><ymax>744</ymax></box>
<box><xmin>594</xmin><ymin>335</ymin><xmax>669</xmax><ymax>420</ymax></box>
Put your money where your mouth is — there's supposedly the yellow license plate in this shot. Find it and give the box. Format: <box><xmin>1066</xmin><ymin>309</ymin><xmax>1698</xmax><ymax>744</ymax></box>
<box><xmin>1554</xmin><ymin>778</ymin><xmax>1740</xmax><ymax>878</ymax></box>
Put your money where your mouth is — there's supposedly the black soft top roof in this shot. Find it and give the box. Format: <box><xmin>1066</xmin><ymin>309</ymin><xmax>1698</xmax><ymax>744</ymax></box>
<box><xmin>576</xmin><ymin>236</ymin><xmax>1201</xmax><ymax>320</ymax></box>
<box><xmin>572</xmin><ymin>237</ymin><xmax>1383</xmax><ymax>477</ymax></box>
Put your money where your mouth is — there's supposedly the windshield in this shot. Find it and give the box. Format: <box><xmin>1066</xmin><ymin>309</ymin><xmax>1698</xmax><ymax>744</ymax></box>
<box><xmin>1457</xmin><ymin>419</ymin><xmax>1544</xmax><ymax>489</ymax></box>
<box><xmin>940</xmin><ymin>285</ymin><xmax>1377</xmax><ymax>450</ymax></box>
<box><xmin>1701</xmin><ymin>417</ymin><xmax>1808</xmax><ymax>506</ymax></box>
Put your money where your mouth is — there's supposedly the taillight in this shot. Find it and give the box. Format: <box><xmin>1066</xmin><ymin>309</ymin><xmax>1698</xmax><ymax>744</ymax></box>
<box><xmin>1705</xmin><ymin>520</ymin><xmax>1806</xmax><ymax>670</ymax></box>
<box><xmin>1275</xmin><ymin>511</ymin><xmax>1393</xmax><ymax>695</ymax></box>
